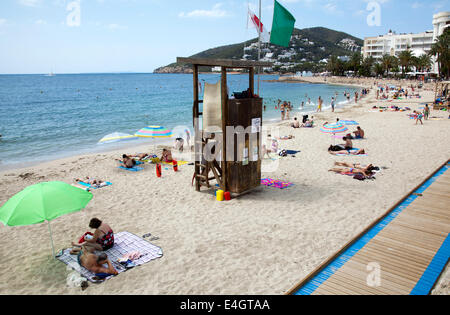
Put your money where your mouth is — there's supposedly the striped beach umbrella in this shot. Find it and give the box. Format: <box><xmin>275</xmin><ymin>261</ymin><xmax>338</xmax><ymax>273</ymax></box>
<box><xmin>98</xmin><ymin>132</ymin><xmax>138</xmax><ymax>144</ymax></box>
<box><xmin>135</xmin><ymin>126</ymin><xmax>173</xmax><ymax>138</ymax></box>
<box><xmin>320</xmin><ymin>123</ymin><xmax>348</xmax><ymax>134</ymax></box>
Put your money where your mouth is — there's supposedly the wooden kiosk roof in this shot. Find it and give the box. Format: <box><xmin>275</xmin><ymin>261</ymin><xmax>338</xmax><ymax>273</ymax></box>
<box><xmin>177</xmin><ymin>57</ymin><xmax>273</xmax><ymax>69</ymax></box>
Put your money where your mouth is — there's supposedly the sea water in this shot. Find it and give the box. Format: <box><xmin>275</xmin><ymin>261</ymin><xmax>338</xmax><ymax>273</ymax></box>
<box><xmin>0</xmin><ymin>73</ymin><xmax>358</xmax><ymax>168</ymax></box>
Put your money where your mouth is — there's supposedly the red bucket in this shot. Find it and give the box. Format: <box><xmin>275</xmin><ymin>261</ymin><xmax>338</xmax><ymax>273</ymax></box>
<box><xmin>224</xmin><ymin>192</ymin><xmax>231</xmax><ymax>201</ymax></box>
<box><xmin>173</xmin><ymin>160</ymin><xmax>178</xmax><ymax>172</ymax></box>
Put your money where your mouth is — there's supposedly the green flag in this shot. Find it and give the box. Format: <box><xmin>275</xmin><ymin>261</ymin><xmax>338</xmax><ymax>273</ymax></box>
<box><xmin>270</xmin><ymin>0</ymin><xmax>296</xmax><ymax>47</ymax></box>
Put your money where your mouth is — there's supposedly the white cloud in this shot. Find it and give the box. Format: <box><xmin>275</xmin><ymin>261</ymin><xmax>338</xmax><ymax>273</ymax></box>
<box><xmin>179</xmin><ymin>3</ymin><xmax>230</xmax><ymax>18</ymax></box>
<box><xmin>35</xmin><ymin>19</ymin><xmax>47</xmax><ymax>25</ymax></box>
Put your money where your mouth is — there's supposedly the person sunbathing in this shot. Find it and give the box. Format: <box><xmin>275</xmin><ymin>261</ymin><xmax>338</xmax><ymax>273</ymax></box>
<box><xmin>160</xmin><ymin>149</ymin><xmax>173</xmax><ymax>163</ymax></box>
<box><xmin>334</xmin><ymin>162</ymin><xmax>378</xmax><ymax>172</ymax></box>
<box><xmin>76</xmin><ymin>247</ymin><xmax>118</xmax><ymax>276</ymax></box>
<box><xmin>131</xmin><ymin>153</ymin><xmax>151</xmax><ymax>161</ymax></box>
<box><xmin>75</xmin><ymin>177</ymin><xmax>106</xmax><ymax>188</ymax></box>
<box><xmin>328</xmin><ymin>148</ymin><xmax>366</xmax><ymax>155</ymax></box>
<box><xmin>329</xmin><ymin>164</ymin><xmax>375</xmax><ymax>177</ymax></box>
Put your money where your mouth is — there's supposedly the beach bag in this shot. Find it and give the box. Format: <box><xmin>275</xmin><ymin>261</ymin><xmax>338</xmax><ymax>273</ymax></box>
<box><xmin>78</xmin><ymin>232</ymin><xmax>94</xmax><ymax>244</ymax></box>
<box><xmin>279</xmin><ymin>150</ymin><xmax>287</xmax><ymax>157</ymax></box>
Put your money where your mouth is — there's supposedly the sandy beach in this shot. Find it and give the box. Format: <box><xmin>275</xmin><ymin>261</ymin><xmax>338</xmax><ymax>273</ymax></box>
<box><xmin>0</xmin><ymin>78</ymin><xmax>449</xmax><ymax>295</ymax></box>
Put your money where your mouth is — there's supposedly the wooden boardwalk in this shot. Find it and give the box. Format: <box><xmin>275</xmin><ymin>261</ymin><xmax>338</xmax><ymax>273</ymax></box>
<box><xmin>289</xmin><ymin>160</ymin><xmax>450</xmax><ymax>295</ymax></box>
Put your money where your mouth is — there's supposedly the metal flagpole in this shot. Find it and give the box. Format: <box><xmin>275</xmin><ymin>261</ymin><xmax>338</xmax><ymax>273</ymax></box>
<box><xmin>257</xmin><ymin>0</ymin><xmax>261</xmax><ymax>96</ymax></box>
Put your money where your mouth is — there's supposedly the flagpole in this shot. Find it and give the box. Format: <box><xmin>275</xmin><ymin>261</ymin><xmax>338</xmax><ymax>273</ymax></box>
<box><xmin>257</xmin><ymin>0</ymin><xmax>261</xmax><ymax>96</ymax></box>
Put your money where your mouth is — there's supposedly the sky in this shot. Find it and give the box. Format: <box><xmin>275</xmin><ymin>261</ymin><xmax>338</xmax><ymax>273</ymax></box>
<box><xmin>0</xmin><ymin>0</ymin><xmax>448</xmax><ymax>74</ymax></box>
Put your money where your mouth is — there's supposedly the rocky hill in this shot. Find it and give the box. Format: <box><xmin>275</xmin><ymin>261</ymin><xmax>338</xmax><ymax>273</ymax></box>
<box><xmin>154</xmin><ymin>27</ymin><xmax>363</xmax><ymax>73</ymax></box>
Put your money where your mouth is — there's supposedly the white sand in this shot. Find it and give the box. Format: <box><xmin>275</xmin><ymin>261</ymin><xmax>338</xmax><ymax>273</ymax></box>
<box><xmin>0</xmin><ymin>79</ymin><xmax>449</xmax><ymax>295</ymax></box>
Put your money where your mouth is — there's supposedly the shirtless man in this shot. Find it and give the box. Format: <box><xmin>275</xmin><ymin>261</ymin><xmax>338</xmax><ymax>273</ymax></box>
<box><xmin>353</xmin><ymin>126</ymin><xmax>365</xmax><ymax>139</ymax></box>
<box><xmin>76</xmin><ymin>246</ymin><xmax>118</xmax><ymax>276</ymax></box>
<box><xmin>117</xmin><ymin>154</ymin><xmax>137</xmax><ymax>168</ymax></box>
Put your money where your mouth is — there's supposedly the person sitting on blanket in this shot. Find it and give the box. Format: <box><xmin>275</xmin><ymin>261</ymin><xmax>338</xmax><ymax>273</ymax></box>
<box><xmin>342</xmin><ymin>137</ymin><xmax>353</xmax><ymax>151</ymax></box>
<box><xmin>353</xmin><ymin>127</ymin><xmax>365</xmax><ymax>139</ymax></box>
<box><xmin>328</xmin><ymin>148</ymin><xmax>366</xmax><ymax>156</ymax></box>
<box><xmin>301</xmin><ymin>116</ymin><xmax>314</xmax><ymax>128</ymax></box>
<box><xmin>116</xmin><ymin>154</ymin><xmax>136</xmax><ymax>168</ymax></box>
<box><xmin>75</xmin><ymin>177</ymin><xmax>106</xmax><ymax>188</ymax></box>
<box><xmin>160</xmin><ymin>149</ymin><xmax>173</xmax><ymax>163</ymax></box>
<box><xmin>77</xmin><ymin>247</ymin><xmax>118</xmax><ymax>276</ymax></box>
<box><xmin>71</xmin><ymin>218</ymin><xmax>115</xmax><ymax>253</ymax></box>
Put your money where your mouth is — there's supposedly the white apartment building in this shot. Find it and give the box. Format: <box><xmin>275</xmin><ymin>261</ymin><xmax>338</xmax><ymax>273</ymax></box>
<box><xmin>362</xmin><ymin>11</ymin><xmax>450</xmax><ymax>73</ymax></box>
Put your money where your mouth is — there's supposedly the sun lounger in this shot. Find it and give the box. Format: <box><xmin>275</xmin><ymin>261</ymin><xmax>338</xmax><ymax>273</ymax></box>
<box><xmin>57</xmin><ymin>231</ymin><xmax>163</xmax><ymax>283</ymax></box>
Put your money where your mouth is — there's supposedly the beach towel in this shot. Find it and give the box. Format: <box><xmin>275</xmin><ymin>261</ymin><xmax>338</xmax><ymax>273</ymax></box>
<box><xmin>78</xmin><ymin>181</ymin><xmax>112</xmax><ymax>189</ymax></box>
<box><xmin>57</xmin><ymin>232</ymin><xmax>163</xmax><ymax>283</ymax></box>
<box><xmin>340</xmin><ymin>120</ymin><xmax>359</xmax><ymax>125</ymax></box>
<box><xmin>162</xmin><ymin>160</ymin><xmax>190</xmax><ymax>166</ymax></box>
<box><xmin>261</xmin><ymin>178</ymin><xmax>294</xmax><ymax>189</ymax></box>
<box><xmin>118</xmin><ymin>166</ymin><xmax>144</xmax><ymax>172</ymax></box>
<box><xmin>285</xmin><ymin>150</ymin><xmax>300</xmax><ymax>155</ymax></box>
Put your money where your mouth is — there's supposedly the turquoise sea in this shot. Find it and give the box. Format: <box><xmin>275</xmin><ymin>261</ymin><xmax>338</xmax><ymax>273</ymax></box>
<box><xmin>0</xmin><ymin>73</ymin><xmax>359</xmax><ymax>169</ymax></box>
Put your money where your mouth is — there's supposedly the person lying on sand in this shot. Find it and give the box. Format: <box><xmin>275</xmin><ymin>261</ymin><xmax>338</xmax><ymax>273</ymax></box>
<box><xmin>71</xmin><ymin>218</ymin><xmax>115</xmax><ymax>253</ymax></box>
<box><xmin>75</xmin><ymin>177</ymin><xmax>106</xmax><ymax>188</ymax></box>
<box><xmin>328</xmin><ymin>148</ymin><xmax>366</xmax><ymax>156</ymax></box>
<box><xmin>76</xmin><ymin>247</ymin><xmax>118</xmax><ymax>276</ymax></box>
<box><xmin>329</xmin><ymin>164</ymin><xmax>375</xmax><ymax>177</ymax></box>
<box><xmin>160</xmin><ymin>149</ymin><xmax>173</xmax><ymax>163</ymax></box>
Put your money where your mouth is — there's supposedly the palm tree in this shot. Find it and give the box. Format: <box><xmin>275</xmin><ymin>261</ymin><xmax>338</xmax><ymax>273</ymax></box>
<box><xmin>349</xmin><ymin>53</ymin><xmax>362</xmax><ymax>75</ymax></box>
<box><xmin>429</xmin><ymin>28</ymin><xmax>450</xmax><ymax>78</ymax></box>
<box><xmin>418</xmin><ymin>54</ymin><xmax>432</xmax><ymax>73</ymax></box>
<box><xmin>381</xmin><ymin>54</ymin><xmax>396</xmax><ymax>76</ymax></box>
<box><xmin>398</xmin><ymin>49</ymin><xmax>414</xmax><ymax>76</ymax></box>
<box><xmin>374</xmin><ymin>63</ymin><xmax>385</xmax><ymax>77</ymax></box>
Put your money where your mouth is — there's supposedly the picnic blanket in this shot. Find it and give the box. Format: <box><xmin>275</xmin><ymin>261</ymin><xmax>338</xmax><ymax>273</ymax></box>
<box><xmin>261</xmin><ymin>178</ymin><xmax>294</xmax><ymax>189</ymax></box>
<box><xmin>118</xmin><ymin>166</ymin><xmax>144</xmax><ymax>172</ymax></box>
<box><xmin>57</xmin><ymin>232</ymin><xmax>163</xmax><ymax>283</ymax></box>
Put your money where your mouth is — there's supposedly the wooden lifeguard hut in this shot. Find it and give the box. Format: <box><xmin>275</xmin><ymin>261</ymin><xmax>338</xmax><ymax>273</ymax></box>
<box><xmin>177</xmin><ymin>57</ymin><xmax>273</xmax><ymax>195</ymax></box>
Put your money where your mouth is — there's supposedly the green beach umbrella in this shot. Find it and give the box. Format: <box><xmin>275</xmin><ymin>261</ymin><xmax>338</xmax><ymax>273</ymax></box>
<box><xmin>0</xmin><ymin>181</ymin><xmax>93</xmax><ymax>257</ymax></box>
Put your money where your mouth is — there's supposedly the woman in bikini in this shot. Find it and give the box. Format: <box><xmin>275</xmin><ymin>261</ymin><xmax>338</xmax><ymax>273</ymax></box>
<box><xmin>71</xmin><ymin>218</ymin><xmax>115</xmax><ymax>254</ymax></box>
<box><xmin>160</xmin><ymin>149</ymin><xmax>173</xmax><ymax>163</ymax></box>
<box><xmin>329</xmin><ymin>164</ymin><xmax>375</xmax><ymax>177</ymax></box>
